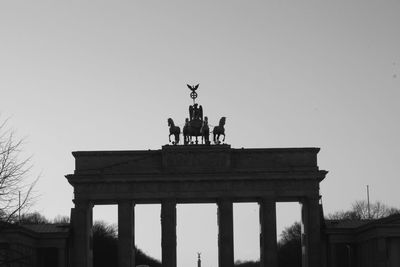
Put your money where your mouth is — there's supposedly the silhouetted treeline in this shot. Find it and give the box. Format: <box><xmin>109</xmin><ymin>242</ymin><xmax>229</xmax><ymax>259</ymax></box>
<box><xmin>234</xmin><ymin>260</ymin><xmax>259</xmax><ymax>267</ymax></box>
<box><xmin>277</xmin><ymin>222</ymin><xmax>301</xmax><ymax>267</ymax></box>
<box><xmin>326</xmin><ymin>200</ymin><xmax>399</xmax><ymax>220</ymax></box>
<box><xmin>92</xmin><ymin>221</ymin><xmax>162</xmax><ymax>267</ymax></box>
<box><xmin>234</xmin><ymin>222</ymin><xmax>301</xmax><ymax>267</ymax></box>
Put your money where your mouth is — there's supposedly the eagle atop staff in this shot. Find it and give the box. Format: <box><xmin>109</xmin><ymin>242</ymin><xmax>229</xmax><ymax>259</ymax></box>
<box><xmin>187</xmin><ymin>84</ymin><xmax>202</xmax><ymax>121</ymax></box>
<box><xmin>187</xmin><ymin>84</ymin><xmax>200</xmax><ymax>105</ymax></box>
<box><xmin>187</xmin><ymin>84</ymin><xmax>199</xmax><ymax>91</ymax></box>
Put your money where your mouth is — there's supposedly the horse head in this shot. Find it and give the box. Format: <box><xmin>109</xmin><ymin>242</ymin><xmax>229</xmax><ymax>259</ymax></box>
<box><xmin>168</xmin><ymin>118</ymin><xmax>173</xmax><ymax>127</ymax></box>
<box><xmin>219</xmin><ymin>117</ymin><xmax>226</xmax><ymax>126</ymax></box>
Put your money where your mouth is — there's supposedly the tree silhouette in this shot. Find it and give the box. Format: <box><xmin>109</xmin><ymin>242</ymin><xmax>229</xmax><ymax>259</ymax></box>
<box><xmin>0</xmin><ymin>117</ymin><xmax>38</xmax><ymax>223</ymax></box>
<box><xmin>93</xmin><ymin>220</ymin><xmax>161</xmax><ymax>267</ymax></box>
<box><xmin>93</xmin><ymin>221</ymin><xmax>118</xmax><ymax>267</ymax></box>
<box><xmin>277</xmin><ymin>222</ymin><xmax>301</xmax><ymax>267</ymax></box>
<box><xmin>234</xmin><ymin>260</ymin><xmax>259</xmax><ymax>267</ymax></box>
<box><xmin>19</xmin><ymin>212</ymin><xmax>49</xmax><ymax>224</ymax></box>
<box><xmin>326</xmin><ymin>200</ymin><xmax>399</xmax><ymax>220</ymax></box>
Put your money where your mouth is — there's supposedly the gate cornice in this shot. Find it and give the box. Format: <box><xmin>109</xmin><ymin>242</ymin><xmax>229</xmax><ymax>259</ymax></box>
<box><xmin>68</xmin><ymin>146</ymin><xmax>323</xmax><ymax>174</ymax></box>
<box><xmin>66</xmin><ymin>170</ymin><xmax>327</xmax><ymax>184</ymax></box>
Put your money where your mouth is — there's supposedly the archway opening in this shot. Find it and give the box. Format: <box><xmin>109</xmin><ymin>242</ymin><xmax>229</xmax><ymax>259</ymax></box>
<box><xmin>93</xmin><ymin>204</ymin><xmax>118</xmax><ymax>267</ymax></box>
<box><xmin>276</xmin><ymin>202</ymin><xmax>302</xmax><ymax>267</ymax></box>
<box><xmin>233</xmin><ymin>202</ymin><xmax>260</xmax><ymax>265</ymax></box>
<box><xmin>177</xmin><ymin>203</ymin><xmax>218</xmax><ymax>267</ymax></box>
<box><xmin>135</xmin><ymin>204</ymin><xmax>162</xmax><ymax>264</ymax></box>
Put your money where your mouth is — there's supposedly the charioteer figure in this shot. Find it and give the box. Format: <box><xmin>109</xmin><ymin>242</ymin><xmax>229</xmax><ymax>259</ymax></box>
<box><xmin>189</xmin><ymin>103</ymin><xmax>203</xmax><ymax>121</ymax></box>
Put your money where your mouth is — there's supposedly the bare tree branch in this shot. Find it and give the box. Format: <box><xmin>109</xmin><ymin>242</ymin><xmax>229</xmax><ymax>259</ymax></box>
<box><xmin>0</xmin><ymin>116</ymin><xmax>39</xmax><ymax>223</ymax></box>
<box><xmin>326</xmin><ymin>200</ymin><xmax>400</xmax><ymax>220</ymax></box>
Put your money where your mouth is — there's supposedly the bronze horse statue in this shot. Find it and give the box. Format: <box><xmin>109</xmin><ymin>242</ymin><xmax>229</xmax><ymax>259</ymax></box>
<box><xmin>213</xmin><ymin>117</ymin><xmax>226</xmax><ymax>144</ymax></box>
<box><xmin>200</xmin><ymin>116</ymin><xmax>210</xmax><ymax>144</ymax></box>
<box><xmin>168</xmin><ymin>118</ymin><xmax>180</xmax><ymax>145</ymax></box>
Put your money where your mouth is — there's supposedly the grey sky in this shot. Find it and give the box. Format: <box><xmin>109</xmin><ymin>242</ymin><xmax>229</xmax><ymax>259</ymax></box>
<box><xmin>1</xmin><ymin>1</ymin><xmax>400</xmax><ymax>267</ymax></box>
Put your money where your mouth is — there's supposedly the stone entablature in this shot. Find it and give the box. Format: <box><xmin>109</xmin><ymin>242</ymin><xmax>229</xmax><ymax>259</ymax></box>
<box><xmin>66</xmin><ymin>146</ymin><xmax>326</xmax><ymax>204</ymax></box>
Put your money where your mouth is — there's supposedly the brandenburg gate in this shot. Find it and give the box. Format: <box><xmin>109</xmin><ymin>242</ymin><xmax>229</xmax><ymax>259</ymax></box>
<box><xmin>65</xmin><ymin>85</ymin><xmax>327</xmax><ymax>267</ymax></box>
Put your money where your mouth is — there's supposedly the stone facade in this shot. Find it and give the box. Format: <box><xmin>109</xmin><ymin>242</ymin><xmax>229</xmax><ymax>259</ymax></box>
<box><xmin>324</xmin><ymin>214</ymin><xmax>400</xmax><ymax>267</ymax></box>
<box><xmin>0</xmin><ymin>223</ymin><xmax>70</xmax><ymax>267</ymax></box>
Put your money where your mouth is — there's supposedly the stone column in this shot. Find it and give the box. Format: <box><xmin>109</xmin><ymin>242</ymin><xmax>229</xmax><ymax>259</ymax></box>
<box><xmin>58</xmin><ymin>247</ymin><xmax>66</xmax><ymax>267</ymax></box>
<box><xmin>329</xmin><ymin>243</ymin><xmax>337</xmax><ymax>267</ymax></box>
<box><xmin>377</xmin><ymin>238</ymin><xmax>387</xmax><ymax>267</ymax></box>
<box><xmin>217</xmin><ymin>199</ymin><xmax>234</xmax><ymax>267</ymax></box>
<box><xmin>161</xmin><ymin>200</ymin><xmax>177</xmax><ymax>267</ymax></box>
<box><xmin>118</xmin><ymin>200</ymin><xmax>135</xmax><ymax>267</ymax></box>
<box><xmin>71</xmin><ymin>200</ymin><xmax>93</xmax><ymax>267</ymax></box>
<box><xmin>301</xmin><ymin>197</ymin><xmax>321</xmax><ymax>267</ymax></box>
<box><xmin>347</xmin><ymin>244</ymin><xmax>354</xmax><ymax>267</ymax></box>
<box><xmin>259</xmin><ymin>198</ymin><xmax>278</xmax><ymax>267</ymax></box>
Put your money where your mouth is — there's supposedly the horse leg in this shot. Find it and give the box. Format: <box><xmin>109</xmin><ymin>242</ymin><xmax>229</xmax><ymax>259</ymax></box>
<box><xmin>169</xmin><ymin>133</ymin><xmax>171</xmax><ymax>143</ymax></box>
<box><xmin>222</xmin><ymin>133</ymin><xmax>225</xmax><ymax>142</ymax></box>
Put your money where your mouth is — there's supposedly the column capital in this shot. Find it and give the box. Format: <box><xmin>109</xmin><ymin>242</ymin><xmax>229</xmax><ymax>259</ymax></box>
<box><xmin>118</xmin><ymin>199</ymin><xmax>135</xmax><ymax>205</ymax></box>
<box><xmin>259</xmin><ymin>197</ymin><xmax>276</xmax><ymax>203</ymax></box>
<box><xmin>73</xmin><ymin>199</ymin><xmax>93</xmax><ymax>208</ymax></box>
<box><xmin>217</xmin><ymin>198</ymin><xmax>233</xmax><ymax>204</ymax></box>
<box><xmin>161</xmin><ymin>198</ymin><xmax>177</xmax><ymax>204</ymax></box>
<box><xmin>300</xmin><ymin>195</ymin><xmax>321</xmax><ymax>203</ymax></box>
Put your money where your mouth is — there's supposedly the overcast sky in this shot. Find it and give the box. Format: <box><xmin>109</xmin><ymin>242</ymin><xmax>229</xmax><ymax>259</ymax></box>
<box><xmin>1</xmin><ymin>1</ymin><xmax>399</xmax><ymax>267</ymax></box>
